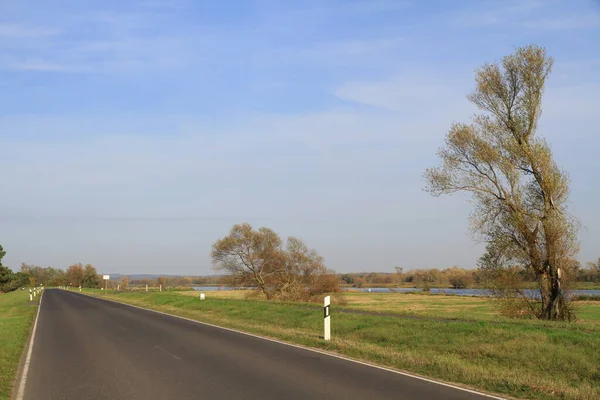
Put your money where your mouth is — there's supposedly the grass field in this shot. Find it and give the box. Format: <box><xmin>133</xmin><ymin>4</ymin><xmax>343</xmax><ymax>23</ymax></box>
<box><xmin>80</xmin><ymin>288</ymin><xmax>600</xmax><ymax>400</ymax></box>
<box><xmin>339</xmin><ymin>282</ymin><xmax>600</xmax><ymax>290</ymax></box>
<box><xmin>177</xmin><ymin>289</ymin><xmax>600</xmax><ymax>325</ymax></box>
<box><xmin>0</xmin><ymin>290</ymin><xmax>39</xmax><ymax>400</ymax></box>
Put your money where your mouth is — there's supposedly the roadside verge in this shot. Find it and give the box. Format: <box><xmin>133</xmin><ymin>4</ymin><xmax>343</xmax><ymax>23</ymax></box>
<box><xmin>0</xmin><ymin>290</ymin><xmax>41</xmax><ymax>400</ymax></box>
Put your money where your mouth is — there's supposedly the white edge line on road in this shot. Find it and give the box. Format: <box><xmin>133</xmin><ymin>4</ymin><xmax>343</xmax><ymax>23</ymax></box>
<box><xmin>15</xmin><ymin>290</ymin><xmax>44</xmax><ymax>400</ymax></box>
<box><xmin>73</xmin><ymin>290</ymin><xmax>507</xmax><ymax>400</ymax></box>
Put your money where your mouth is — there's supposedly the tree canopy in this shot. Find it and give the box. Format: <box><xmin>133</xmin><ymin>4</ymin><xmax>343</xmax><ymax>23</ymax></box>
<box><xmin>425</xmin><ymin>45</ymin><xmax>579</xmax><ymax>320</ymax></box>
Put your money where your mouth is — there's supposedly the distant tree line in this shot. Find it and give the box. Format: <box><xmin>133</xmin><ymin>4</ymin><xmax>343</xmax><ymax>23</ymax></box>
<box><xmin>128</xmin><ymin>275</ymin><xmax>224</xmax><ymax>288</ymax></box>
<box><xmin>575</xmin><ymin>259</ymin><xmax>600</xmax><ymax>282</ymax></box>
<box><xmin>18</xmin><ymin>263</ymin><xmax>103</xmax><ymax>288</ymax></box>
<box><xmin>0</xmin><ymin>245</ymin><xmax>106</xmax><ymax>292</ymax></box>
<box><xmin>340</xmin><ymin>260</ymin><xmax>600</xmax><ymax>289</ymax></box>
<box><xmin>341</xmin><ymin>266</ymin><xmax>480</xmax><ymax>289</ymax></box>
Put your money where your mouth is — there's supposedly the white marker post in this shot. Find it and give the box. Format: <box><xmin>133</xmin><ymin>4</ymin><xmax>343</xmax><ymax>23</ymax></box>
<box><xmin>29</xmin><ymin>289</ymin><xmax>33</xmax><ymax>302</ymax></box>
<box><xmin>200</xmin><ymin>293</ymin><xmax>205</xmax><ymax>300</ymax></box>
<box><xmin>324</xmin><ymin>295</ymin><xmax>331</xmax><ymax>341</ymax></box>
<box><xmin>159</xmin><ymin>284</ymin><xmax>162</xmax><ymax>292</ymax></box>
<box><xmin>79</xmin><ymin>286</ymin><xmax>82</xmax><ymax>292</ymax></box>
<box><xmin>117</xmin><ymin>284</ymin><xmax>120</xmax><ymax>291</ymax></box>
<box><xmin>146</xmin><ymin>284</ymin><xmax>148</xmax><ymax>292</ymax></box>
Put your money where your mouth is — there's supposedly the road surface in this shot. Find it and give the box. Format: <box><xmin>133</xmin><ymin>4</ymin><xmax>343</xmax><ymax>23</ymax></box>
<box><xmin>22</xmin><ymin>289</ymin><xmax>501</xmax><ymax>400</ymax></box>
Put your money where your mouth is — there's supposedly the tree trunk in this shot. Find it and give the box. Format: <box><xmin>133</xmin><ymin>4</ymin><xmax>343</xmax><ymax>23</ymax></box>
<box><xmin>539</xmin><ymin>268</ymin><xmax>569</xmax><ymax>321</ymax></box>
<box><xmin>258</xmin><ymin>281</ymin><xmax>272</xmax><ymax>300</ymax></box>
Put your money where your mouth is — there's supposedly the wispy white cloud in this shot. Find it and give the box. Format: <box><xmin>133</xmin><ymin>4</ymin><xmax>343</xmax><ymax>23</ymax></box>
<box><xmin>450</xmin><ymin>0</ymin><xmax>543</xmax><ymax>28</ymax></box>
<box><xmin>542</xmin><ymin>83</ymin><xmax>600</xmax><ymax>127</ymax></box>
<box><xmin>446</xmin><ymin>0</ymin><xmax>600</xmax><ymax>31</ymax></box>
<box><xmin>136</xmin><ymin>0</ymin><xmax>191</xmax><ymax>10</ymax></box>
<box><xmin>333</xmin><ymin>73</ymin><xmax>475</xmax><ymax>122</ymax></box>
<box><xmin>524</xmin><ymin>14</ymin><xmax>600</xmax><ymax>30</ymax></box>
<box><xmin>3</xmin><ymin>59</ymin><xmax>83</xmax><ymax>72</ymax></box>
<box><xmin>259</xmin><ymin>0</ymin><xmax>410</xmax><ymax>21</ymax></box>
<box><xmin>303</xmin><ymin>36</ymin><xmax>406</xmax><ymax>63</ymax></box>
<box><xmin>0</xmin><ymin>23</ymin><xmax>60</xmax><ymax>38</ymax></box>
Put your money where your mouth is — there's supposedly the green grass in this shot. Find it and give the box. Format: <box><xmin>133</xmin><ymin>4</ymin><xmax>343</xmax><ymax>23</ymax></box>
<box><xmin>0</xmin><ymin>290</ymin><xmax>39</xmax><ymax>400</ymax></box>
<box><xmin>571</xmin><ymin>282</ymin><xmax>600</xmax><ymax>290</ymax></box>
<box><xmin>80</xmin><ymin>288</ymin><xmax>600</xmax><ymax>400</ymax></box>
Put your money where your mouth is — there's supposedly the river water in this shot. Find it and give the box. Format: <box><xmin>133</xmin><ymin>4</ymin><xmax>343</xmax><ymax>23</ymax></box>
<box><xmin>345</xmin><ymin>287</ymin><xmax>600</xmax><ymax>297</ymax></box>
<box><xmin>192</xmin><ymin>286</ymin><xmax>600</xmax><ymax>297</ymax></box>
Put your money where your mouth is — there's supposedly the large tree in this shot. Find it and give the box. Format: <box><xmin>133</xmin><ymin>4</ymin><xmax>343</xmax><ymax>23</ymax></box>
<box><xmin>425</xmin><ymin>45</ymin><xmax>579</xmax><ymax>321</ymax></box>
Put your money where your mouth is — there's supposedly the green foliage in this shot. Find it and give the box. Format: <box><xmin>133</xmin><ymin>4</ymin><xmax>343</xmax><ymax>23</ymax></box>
<box><xmin>572</xmin><ymin>295</ymin><xmax>600</xmax><ymax>302</ymax></box>
<box><xmin>0</xmin><ymin>266</ymin><xmax>13</xmax><ymax>290</ymax></box>
<box><xmin>82</xmin><ymin>264</ymin><xmax>102</xmax><ymax>288</ymax></box>
<box><xmin>0</xmin><ymin>246</ymin><xmax>29</xmax><ymax>293</ymax></box>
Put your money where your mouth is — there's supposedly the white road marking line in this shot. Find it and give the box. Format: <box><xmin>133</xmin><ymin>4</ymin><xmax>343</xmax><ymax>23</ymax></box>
<box><xmin>15</xmin><ymin>290</ymin><xmax>45</xmax><ymax>400</ymax></box>
<box><xmin>75</xmin><ymin>291</ymin><xmax>507</xmax><ymax>400</ymax></box>
<box><xmin>154</xmin><ymin>345</ymin><xmax>182</xmax><ymax>360</ymax></box>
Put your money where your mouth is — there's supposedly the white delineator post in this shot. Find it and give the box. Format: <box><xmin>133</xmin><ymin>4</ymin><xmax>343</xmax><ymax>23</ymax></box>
<box><xmin>159</xmin><ymin>284</ymin><xmax>162</xmax><ymax>292</ymax></box>
<box><xmin>79</xmin><ymin>286</ymin><xmax>82</xmax><ymax>292</ymax></box>
<box><xmin>117</xmin><ymin>284</ymin><xmax>120</xmax><ymax>291</ymax></box>
<box><xmin>29</xmin><ymin>289</ymin><xmax>33</xmax><ymax>302</ymax></box>
<box><xmin>146</xmin><ymin>284</ymin><xmax>148</xmax><ymax>292</ymax></box>
<box><xmin>200</xmin><ymin>293</ymin><xmax>205</xmax><ymax>300</ymax></box>
<box><xmin>324</xmin><ymin>295</ymin><xmax>331</xmax><ymax>341</ymax></box>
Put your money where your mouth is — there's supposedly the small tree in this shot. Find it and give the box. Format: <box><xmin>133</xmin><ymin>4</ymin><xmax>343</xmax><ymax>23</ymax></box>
<box><xmin>425</xmin><ymin>45</ymin><xmax>579</xmax><ymax>321</ymax></box>
<box><xmin>0</xmin><ymin>245</ymin><xmax>29</xmax><ymax>292</ymax></box>
<box><xmin>82</xmin><ymin>264</ymin><xmax>102</xmax><ymax>288</ymax></box>
<box><xmin>66</xmin><ymin>263</ymin><xmax>85</xmax><ymax>287</ymax></box>
<box><xmin>212</xmin><ymin>223</ymin><xmax>339</xmax><ymax>300</ymax></box>
<box><xmin>157</xmin><ymin>276</ymin><xmax>167</xmax><ymax>289</ymax></box>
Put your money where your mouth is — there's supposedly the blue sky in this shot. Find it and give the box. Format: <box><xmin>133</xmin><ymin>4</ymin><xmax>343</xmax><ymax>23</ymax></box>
<box><xmin>1</xmin><ymin>0</ymin><xmax>599</xmax><ymax>275</ymax></box>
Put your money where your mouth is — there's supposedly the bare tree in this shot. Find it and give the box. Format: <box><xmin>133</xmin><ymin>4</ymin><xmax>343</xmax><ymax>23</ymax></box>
<box><xmin>424</xmin><ymin>45</ymin><xmax>579</xmax><ymax>321</ymax></box>
<box><xmin>212</xmin><ymin>223</ymin><xmax>339</xmax><ymax>300</ymax></box>
<box><xmin>212</xmin><ymin>223</ymin><xmax>283</xmax><ymax>299</ymax></box>
<box><xmin>274</xmin><ymin>236</ymin><xmax>327</xmax><ymax>299</ymax></box>
<box><xmin>157</xmin><ymin>276</ymin><xmax>167</xmax><ymax>289</ymax></box>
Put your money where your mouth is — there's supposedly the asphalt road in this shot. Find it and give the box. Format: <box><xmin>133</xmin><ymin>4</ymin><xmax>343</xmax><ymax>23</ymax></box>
<box><xmin>23</xmin><ymin>289</ymin><xmax>501</xmax><ymax>400</ymax></box>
